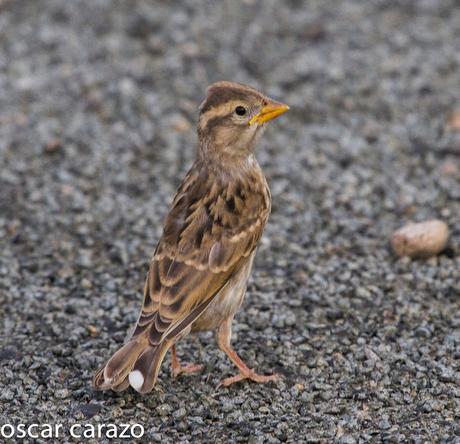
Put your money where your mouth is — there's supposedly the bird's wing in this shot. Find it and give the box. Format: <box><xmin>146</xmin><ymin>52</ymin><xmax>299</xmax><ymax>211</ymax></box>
<box><xmin>132</xmin><ymin>162</ymin><xmax>271</xmax><ymax>346</ymax></box>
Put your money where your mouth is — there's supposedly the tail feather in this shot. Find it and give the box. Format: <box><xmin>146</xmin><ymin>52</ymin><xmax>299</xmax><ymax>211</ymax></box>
<box><xmin>112</xmin><ymin>377</ymin><xmax>130</xmax><ymax>392</ymax></box>
<box><xmin>93</xmin><ymin>336</ymin><xmax>174</xmax><ymax>393</ymax></box>
<box><xmin>130</xmin><ymin>341</ymin><xmax>172</xmax><ymax>393</ymax></box>
<box><xmin>93</xmin><ymin>339</ymin><xmax>147</xmax><ymax>391</ymax></box>
<box><xmin>93</xmin><ymin>290</ymin><xmax>218</xmax><ymax>393</ymax></box>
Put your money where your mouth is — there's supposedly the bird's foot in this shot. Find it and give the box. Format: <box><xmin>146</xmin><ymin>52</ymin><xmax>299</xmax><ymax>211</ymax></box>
<box><xmin>221</xmin><ymin>370</ymin><xmax>281</xmax><ymax>387</ymax></box>
<box><xmin>171</xmin><ymin>362</ymin><xmax>203</xmax><ymax>379</ymax></box>
<box><xmin>170</xmin><ymin>344</ymin><xmax>203</xmax><ymax>378</ymax></box>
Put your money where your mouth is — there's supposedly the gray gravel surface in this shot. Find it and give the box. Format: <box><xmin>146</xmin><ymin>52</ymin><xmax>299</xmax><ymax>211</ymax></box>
<box><xmin>1</xmin><ymin>0</ymin><xmax>460</xmax><ymax>442</ymax></box>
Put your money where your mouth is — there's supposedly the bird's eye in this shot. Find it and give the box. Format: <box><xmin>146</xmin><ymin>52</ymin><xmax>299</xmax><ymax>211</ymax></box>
<box><xmin>235</xmin><ymin>106</ymin><xmax>247</xmax><ymax>116</ymax></box>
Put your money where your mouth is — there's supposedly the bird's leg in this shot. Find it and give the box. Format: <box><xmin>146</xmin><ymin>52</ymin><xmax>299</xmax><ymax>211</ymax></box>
<box><xmin>170</xmin><ymin>344</ymin><xmax>203</xmax><ymax>378</ymax></box>
<box><xmin>217</xmin><ymin>317</ymin><xmax>280</xmax><ymax>387</ymax></box>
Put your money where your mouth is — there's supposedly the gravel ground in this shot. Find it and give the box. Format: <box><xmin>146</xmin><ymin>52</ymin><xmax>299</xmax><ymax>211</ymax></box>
<box><xmin>1</xmin><ymin>0</ymin><xmax>460</xmax><ymax>442</ymax></box>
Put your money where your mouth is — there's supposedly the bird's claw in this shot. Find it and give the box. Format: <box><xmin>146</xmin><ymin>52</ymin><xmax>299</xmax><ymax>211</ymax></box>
<box><xmin>220</xmin><ymin>370</ymin><xmax>281</xmax><ymax>387</ymax></box>
<box><xmin>171</xmin><ymin>363</ymin><xmax>204</xmax><ymax>379</ymax></box>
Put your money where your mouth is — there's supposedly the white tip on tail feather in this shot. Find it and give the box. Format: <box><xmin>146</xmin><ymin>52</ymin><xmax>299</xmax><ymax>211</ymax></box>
<box><xmin>129</xmin><ymin>370</ymin><xmax>144</xmax><ymax>391</ymax></box>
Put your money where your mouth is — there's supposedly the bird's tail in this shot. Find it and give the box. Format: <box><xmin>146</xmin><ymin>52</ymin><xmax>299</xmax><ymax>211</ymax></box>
<box><xmin>93</xmin><ymin>334</ymin><xmax>173</xmax><ymax>393</ymax></box>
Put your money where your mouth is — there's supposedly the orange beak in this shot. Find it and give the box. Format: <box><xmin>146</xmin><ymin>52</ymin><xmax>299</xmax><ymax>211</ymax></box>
<box><xmin>249</xmin><ymin>101</ymin><xmax>289</xmax><ymax>125</ymax></box>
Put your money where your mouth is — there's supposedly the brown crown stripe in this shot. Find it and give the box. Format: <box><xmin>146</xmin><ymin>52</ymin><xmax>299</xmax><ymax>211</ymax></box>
<box><xmin>200</xmin><ymin>84</ymin><xmax>265</xmax><ymax>115</ymax></box>
<box><xmin>200</xmin><ymin>88</ymin><xmax>248</xmax><ymax>114</ymax></box>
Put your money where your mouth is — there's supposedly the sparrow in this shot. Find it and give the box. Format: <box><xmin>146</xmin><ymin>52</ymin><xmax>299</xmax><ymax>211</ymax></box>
<box><xmin>93</xmin><ymin>81</ymin><xmax>289</xmax><ymax>393</ymax></box>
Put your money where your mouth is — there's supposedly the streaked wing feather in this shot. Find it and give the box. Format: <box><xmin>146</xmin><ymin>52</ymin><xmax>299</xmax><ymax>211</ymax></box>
<box><xmin>133</xmin><ymin>160</ymin><xmax>270</xmax><ymax>345</ymax></box>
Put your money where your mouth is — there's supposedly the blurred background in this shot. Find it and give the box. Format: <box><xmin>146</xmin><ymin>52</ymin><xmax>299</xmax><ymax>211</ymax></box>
<box><xmin>0</xmin><ymin>0</ymin><xmax>459</xmax><ymax>442</ymax></box>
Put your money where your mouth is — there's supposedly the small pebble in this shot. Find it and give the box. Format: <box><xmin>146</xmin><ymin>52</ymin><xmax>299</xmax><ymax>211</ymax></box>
<box><xmin>391</xmin><ymin>220</ymin><xmax>449</xmax><ymax>258</ymax></box>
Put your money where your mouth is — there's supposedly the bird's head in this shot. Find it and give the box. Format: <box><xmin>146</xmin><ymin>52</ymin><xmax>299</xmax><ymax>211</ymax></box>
<box><xmin>197</xmin><ymin>81</ymin><xmax>289</xmax><ymax>161</ymax></box>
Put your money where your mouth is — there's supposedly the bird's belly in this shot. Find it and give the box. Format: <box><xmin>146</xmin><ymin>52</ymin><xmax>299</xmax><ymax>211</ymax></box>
<box><xmin>192</xmin><ymin>282</ymin><xmax>245</xmax><ymax>331</ymax></box>
<box><xmin>191</xmin><ymin>253</ymin><xmax>255</xmax><ymax>332</ymax></box>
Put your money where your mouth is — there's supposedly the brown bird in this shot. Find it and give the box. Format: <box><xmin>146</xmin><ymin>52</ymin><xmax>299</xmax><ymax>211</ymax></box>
<box><xmin>93</xmin><ymin>81</ymin><xmax>289</xmax><ymax>393</ymax></box>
